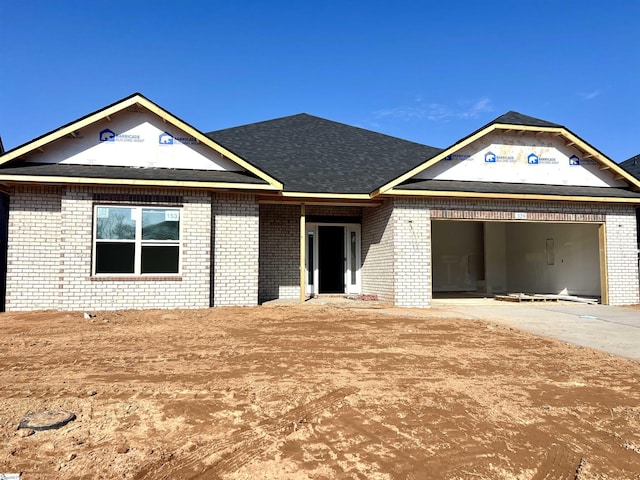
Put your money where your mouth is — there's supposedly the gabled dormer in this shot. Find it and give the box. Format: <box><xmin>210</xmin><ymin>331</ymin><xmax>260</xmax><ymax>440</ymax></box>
<box><xmin>375</xmin><ymin>111</ymin><xmax>640</xmax><ymax>203</ymax></box>
<box><xmin>0</xmin><ymin>93</ymin><xmax>283</xmax><ymax>191</ymax></box>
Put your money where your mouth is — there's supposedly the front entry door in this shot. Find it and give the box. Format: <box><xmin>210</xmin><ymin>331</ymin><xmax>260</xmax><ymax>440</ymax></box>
<box><xmin>306</xmin><ymin>223</ymin><xmax>361</xmax><ymax>296</ymax></box>
<box><xmin>318</xmin><ymin>226</ymin><xmax>344</xmax><ymax>293</ymax></box>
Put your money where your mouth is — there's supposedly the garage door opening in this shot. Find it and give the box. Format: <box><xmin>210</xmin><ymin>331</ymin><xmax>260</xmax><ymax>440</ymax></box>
<box><xmin>431</xmin><ymin>220</ymin><xmax>604</xmax><ymax>302</ymax></box>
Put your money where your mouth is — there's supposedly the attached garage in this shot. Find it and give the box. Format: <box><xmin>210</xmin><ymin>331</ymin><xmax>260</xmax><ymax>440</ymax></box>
<box><xmin>431</xmin><ymin>220</ymin><xmax>603</xmax><ymax>299</ymax></box>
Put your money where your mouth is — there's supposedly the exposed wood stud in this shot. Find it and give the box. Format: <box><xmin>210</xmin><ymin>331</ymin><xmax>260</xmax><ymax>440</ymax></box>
<box><xmin>37</xmin><ymin>147</ymin><xmax>44</xmax><ymax>153</ymax></box>
<box><xmin>70</xmin><ymin>131</ymin><xmax>77</xmax><ymax>138</ymax></box>
<box><xmin>584</xmin><ymin>153</ymin><xmax>594</xmax><ymax>159</ymax></box>
<box><xmin>599</xmin><ymin>165</ymin><xmax>611</xmax><ymax>170</ymax></box>
<box><xmin>106</xmin><ymin>115</ymin><xmax>112</xmax><ymax>122</ymax></box>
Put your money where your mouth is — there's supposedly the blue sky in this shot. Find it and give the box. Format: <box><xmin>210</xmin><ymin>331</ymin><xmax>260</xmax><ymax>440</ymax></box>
<box><xmin>1</xmin><ymin>0</ymin><xmax>639</xmax><ymax>161</ymax></box>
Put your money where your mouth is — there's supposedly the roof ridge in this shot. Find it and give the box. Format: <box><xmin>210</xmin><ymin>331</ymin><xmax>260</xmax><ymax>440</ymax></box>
<box><xmin>207</xmin><ymin>113</ymin><xmax>441</xmax><ymax>150</ymax></box>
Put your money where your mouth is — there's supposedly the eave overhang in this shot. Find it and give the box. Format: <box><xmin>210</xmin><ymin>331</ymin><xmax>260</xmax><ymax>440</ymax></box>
<box><xmin>384</xmin><ymin>188</ymin><xmax>640</xmax><ymax>204</ymax></box>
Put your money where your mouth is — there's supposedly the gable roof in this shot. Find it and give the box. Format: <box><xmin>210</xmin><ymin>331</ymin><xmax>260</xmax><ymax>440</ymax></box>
<box><xmin>376</xmin><ymin>111</ymin><xmax>640</xmax><ymax>197</ymax></box>
<box><xmin>621</xmin><ymin>154</ymin><xmax>640</xmax><ymax>179</ymax></box>
<box><xmin>0</xmin><ymin>93</ymin><xmax>282</xmax><ymax>191</ymax></box>
<box><xmin>489</xmin><ymin>111</ymin><xmax>562</xmax><ymax>128</ymax></box>
<box><xmin>207</xmin><ymin>113</ymin><xmax>442</xmax><ymax>196</ymax></box>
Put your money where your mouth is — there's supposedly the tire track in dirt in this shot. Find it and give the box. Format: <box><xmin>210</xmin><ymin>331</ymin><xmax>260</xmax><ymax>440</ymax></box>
<box><xmin>531</xmin><ymin>444</ymin><xmax>582</xmax><ymax>480</ymax></box>
<box><xmin>135</xmin><ymin>386</ymin><xmax>357</xmax><ymax>480</ymax></box>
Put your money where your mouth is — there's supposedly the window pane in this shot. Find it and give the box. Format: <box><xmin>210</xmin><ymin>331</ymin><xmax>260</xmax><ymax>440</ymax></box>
<box><xmin>96</xmin><ymin>207</ymin><xmax>136</xmax><ymax>240</ymax></box>
<box><xmin>141</xmin><ymin>245</ymin><xmax>179</xmax><ymax>274</ymax></box>
<box><xmin>95</xmin><ymin>242</ymin><xmax>135</xmax><ymax>273</ymax></box>
<box><xmin>142</xmin><ymin>209</ymin><xmax>180</xmax><ymax>240</ymax></box>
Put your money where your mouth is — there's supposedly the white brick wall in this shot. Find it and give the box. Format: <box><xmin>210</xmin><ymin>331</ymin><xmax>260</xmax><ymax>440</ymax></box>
<box><xmin>213</xmin><ymin>193</ymin><xmax>259</xmax><ymax>306</ymax></box>
<box><xmin>605</xmin><ymin>210</ymin><xmax>640</xmax><ymax>305</ymax></box>
<box><xmin>392</xmin><ymin>199</ymin><xmax>432</xmax><ymax>308</ymax></box>
<box><xmin>5</xmin><ymin>187</ymin><xmax>638</xmax><ymax>310</ymax></box>
<box><xmin>259</xmin><ymin>204</ymin><xmax>300</xmax><ymax>303</ymax></box>
<box><xmin>361</xmin><ymin>199</ymin><xmax>395</xmax><ymax>304</ymax></box>
<box><xmin>6</xmin><ymin>186</ymin><xmax>62</xmax><ymax>310</ymax></box>
<box><xmin>7</xmin><ymin>186</ymin><xmax>213</xmax><ymax>311</ymax></box>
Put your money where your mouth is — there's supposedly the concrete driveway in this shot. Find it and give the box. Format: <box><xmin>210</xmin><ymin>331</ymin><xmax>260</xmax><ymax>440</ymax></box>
<box><xmin>440</xmin><ymin>303</ymin><xmax>640</xmax><ymax>361</ymax></box>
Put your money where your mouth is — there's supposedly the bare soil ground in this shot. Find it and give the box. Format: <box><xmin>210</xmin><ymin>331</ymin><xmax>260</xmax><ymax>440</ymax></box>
<box><xmin>1</xmin><ymin>303</ymin><xmax>640</xmax><ymax>479</ymax></box>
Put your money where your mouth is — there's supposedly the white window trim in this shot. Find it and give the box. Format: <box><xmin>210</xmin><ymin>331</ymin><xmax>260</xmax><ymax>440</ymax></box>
<box><xmin>92</xmin><ymin>205</ymin><xmax>183</xmax><ymax>276</ymax></box>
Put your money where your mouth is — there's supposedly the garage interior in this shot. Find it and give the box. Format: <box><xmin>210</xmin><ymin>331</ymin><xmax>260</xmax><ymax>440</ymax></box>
<box><xmin>431</xmin><ymin>220</ymin><xmax>603</xmax><ymax>300</ymax></box>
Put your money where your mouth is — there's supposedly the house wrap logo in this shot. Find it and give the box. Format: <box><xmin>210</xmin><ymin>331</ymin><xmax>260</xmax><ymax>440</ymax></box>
<box><xmin>99</xmin><ymin>128</ymin><xmax>144</xmax><ymax>143</ymax></box>
<box><xmin>159</xmin><ymin>132</ymin><xmax>174</xmax><ymax>145</ymax></box>
<box><xmin>484</xmin><ymin>151</ymin><xmax>516</xmax><ymax>163</ymax></box>
<box><xmin>528</xmin><ymin>152</ymin><xmax>558</xmax><ymax>165</ymax></box>
<box><xmin>99</xmin><ymin>129</ymin><xmax>115</xmax><ymax>142</ymax></box>
<box><xmin>158</xmin><ymin>131</ymin><xmax>199</xmax><ymax>145</ymax></box>
<box><xmin>569</xmin><ymin>155</ymin><xmax>580</xmax><ymax>166</ymax></box>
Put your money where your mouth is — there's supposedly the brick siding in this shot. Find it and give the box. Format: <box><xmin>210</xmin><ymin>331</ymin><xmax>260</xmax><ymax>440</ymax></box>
<box><xmin>7</xmin><ymin>186</ymin><xmax>213</xmax><ymax>311</ymax></box>
<box><xmin>392</xmin><ymin>199</ymin><xmax>432</xmax><ymax>307</ymax></box>
<box><xmin>212</xmin><ymin>193</ymin><xmax>259</xmax><ymax>306</ymax></box>
<box><xmin>361</xmin><ymin>199</ymin><xmax>395</xmax><ymax>304</ymax></box>
<box><xmin>605</xmin><ymin>211</ymin><xmax>640</xmax><ymax>305</ymax></box>
<box><xmin>6</xmin><ymin>186</ymin><xmax>62</xmax><ymax>310</ymax></box>
<box><xmin>258</xmin><ymin>204</ymin><xmax>300</xmax><ymax>303</ymax></box>
<box><xmin>5</xmin><ymin>187</ymin><xmax>638</xmax><ymax>310</ymax></box>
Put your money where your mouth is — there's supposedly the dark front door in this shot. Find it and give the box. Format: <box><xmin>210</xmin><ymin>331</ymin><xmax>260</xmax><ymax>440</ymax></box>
<box><xmin>318</xmin><ymin>226</ymin><xmax>344</xmax><ymax>294</ymax></box>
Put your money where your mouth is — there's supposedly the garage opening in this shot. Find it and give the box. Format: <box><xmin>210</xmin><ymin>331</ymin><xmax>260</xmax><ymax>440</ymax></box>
<box><xmin>431</xmin><ymin>220</ymin><xmax>603</xmax><ymax>301</ymax></box>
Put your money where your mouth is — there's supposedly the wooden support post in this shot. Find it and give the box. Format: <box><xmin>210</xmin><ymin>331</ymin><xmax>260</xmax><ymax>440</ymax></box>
<box><xmin>598</xmin><ymin>223</ymin><xmax>609</xmax><ymax>305</ymax></box>
<box><xmin>300</xmin><ymin>203</ymin><xmax>306</xmax><ymax>303</ymax></box>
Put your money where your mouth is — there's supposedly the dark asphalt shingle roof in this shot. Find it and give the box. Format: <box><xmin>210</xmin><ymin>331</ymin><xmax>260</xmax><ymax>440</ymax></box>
<box><xmin>399</xmin><ymin>179</ymin><xmax>640</xmax><ymax>199</ymax></box>
<box><xmin>491</xmin><ymin>111</ymin><xmax>563</xmax><ymax>128</ymax></box>
<box><xmin>0</xmin><ymin>163</ymin><xmax>268</xmax><ymax>184</ymax></box>
<box><xmin>207</xmin><ymin>113</ymin><xmax>442</xmax><ymax>194</ymax></box>
<box><xmin>621</xmin><ymin>154</ymin><xmax>640</xmax><ymax>179</ymax></box>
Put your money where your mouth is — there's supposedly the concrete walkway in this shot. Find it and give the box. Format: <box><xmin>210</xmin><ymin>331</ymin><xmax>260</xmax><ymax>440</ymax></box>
<box><xmin>441</xmin><ymin>303</ymin><xmax>640</xmax><ymax>361</ymax></box>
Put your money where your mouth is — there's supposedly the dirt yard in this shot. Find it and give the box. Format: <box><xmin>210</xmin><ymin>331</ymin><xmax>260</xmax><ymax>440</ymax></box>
<box><xmin>1</xmin><ymin>303</ymin><xmax>639</xmax><ymax>480</ymax></box>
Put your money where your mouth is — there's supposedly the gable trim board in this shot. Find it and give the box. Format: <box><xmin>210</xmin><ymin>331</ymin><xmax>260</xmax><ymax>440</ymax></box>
<box><xmin>0</xmin><ymin>95</ymin><xmax>638</xmax><ymax>311</ymax></box>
